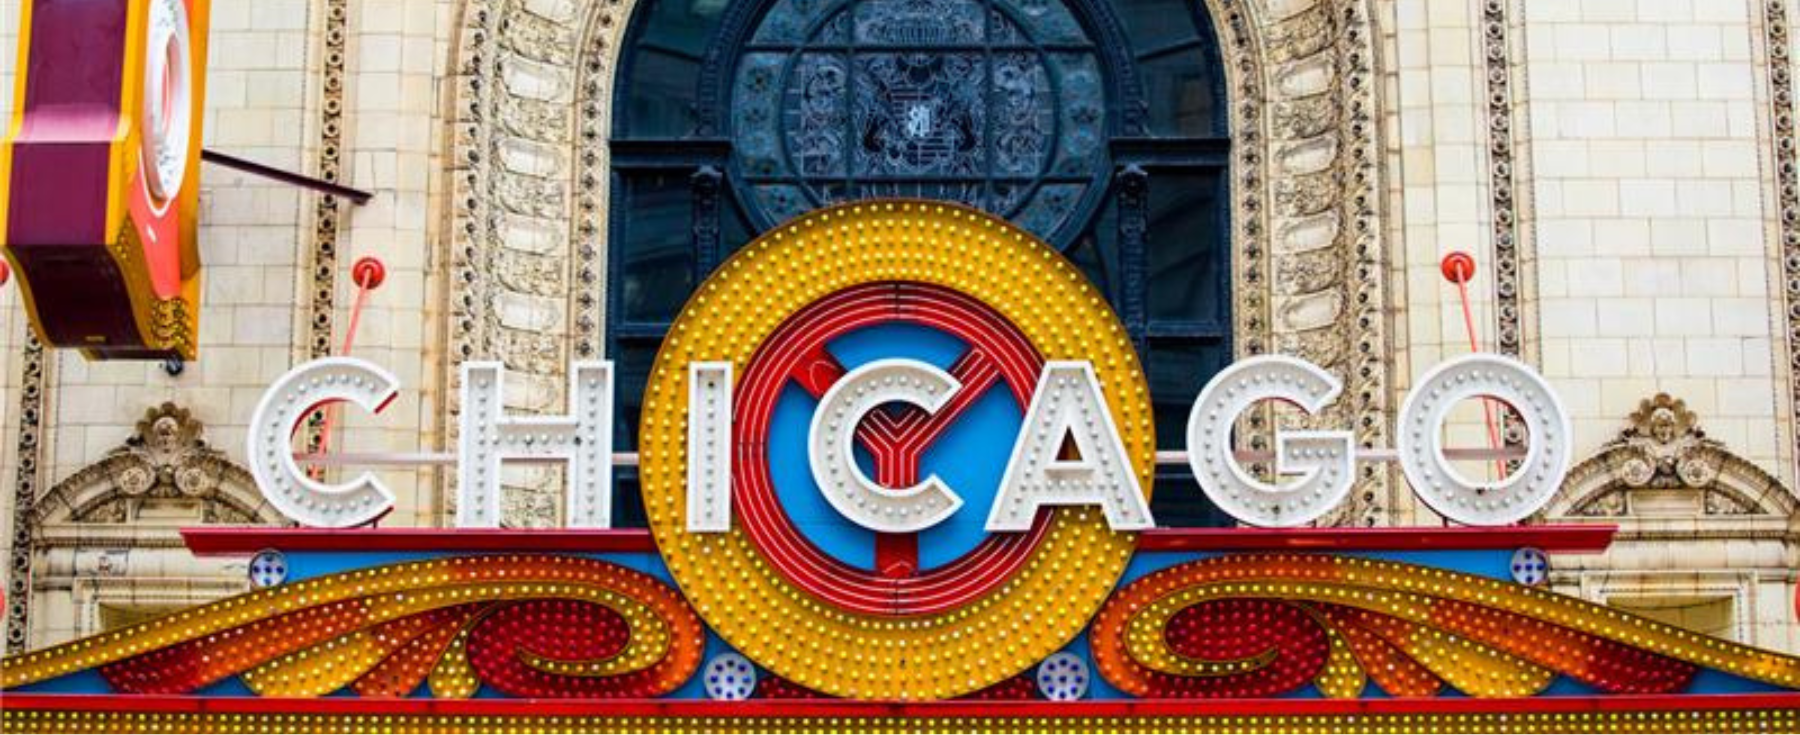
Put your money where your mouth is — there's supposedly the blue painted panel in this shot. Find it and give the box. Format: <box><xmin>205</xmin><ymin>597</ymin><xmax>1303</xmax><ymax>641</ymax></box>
<box><xmin>916</xmin><ymin>386</ymin><xmax>1022</xmax><ymax>568</ymax></box>
<box><xmin>284</xmin><ymin>551</ymin><xmax>672</xmax><ymax>585</ymax></box>
<box><xmin>768</xmin><ymin>383</ymin><xmax>873</xmax><ymax>568</ymax></box>
<box><xmin>827</xmin><ymin>322</ymin><xmax>964</xmax><ymax>369</ymax></box>
<box><xmin>13</xmin><ymin>669</ymin><xmax>112</xmax><ymax>695</ymax></box>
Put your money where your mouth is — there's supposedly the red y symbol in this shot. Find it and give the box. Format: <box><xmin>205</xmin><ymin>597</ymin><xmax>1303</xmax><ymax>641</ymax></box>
<box><xmin>790</xmin><ymin>343</ymin><xmax>1003</xmax><ymax>577</ymax></box>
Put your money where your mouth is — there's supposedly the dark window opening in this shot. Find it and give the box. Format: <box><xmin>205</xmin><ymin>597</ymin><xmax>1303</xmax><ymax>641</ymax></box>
<box><xmin>610</xmin><ymin>0</ymin><xmax>1233</xmax><ymax>528</ymax></box>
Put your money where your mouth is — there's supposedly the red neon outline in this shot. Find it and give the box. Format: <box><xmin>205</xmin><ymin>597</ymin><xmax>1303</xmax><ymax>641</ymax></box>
<box><xmin>731</xmin><ymin>282</ymin><xmax>1052</xmax><ymax>616</ymax></box>
<box><xmin>180</xmin><ymin>528</ymin><xmax>659</xmax><ymax>554</ymax></box>
<box><xmin>179</xmin><ymin>525</ymin><xmax>1618</xmax><ymax>555</ymax></box>
<box><xmin>3</xmin><ymin>692</ymin><xmax>1794</xmax><ymax>719</ymax></box>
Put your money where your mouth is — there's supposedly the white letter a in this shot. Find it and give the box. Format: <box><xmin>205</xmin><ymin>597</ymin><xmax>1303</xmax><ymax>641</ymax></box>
<box><xmin>985</xmin><ymin>361</ymin><xmax>1153</xmax><ymax>531</ymax></box>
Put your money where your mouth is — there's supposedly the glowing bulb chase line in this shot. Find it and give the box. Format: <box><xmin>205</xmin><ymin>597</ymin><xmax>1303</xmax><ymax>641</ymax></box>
<box><xmin>247</xmin><ymin>352</ymin><xmax>1570</xmax><ymax>531</ymax></box>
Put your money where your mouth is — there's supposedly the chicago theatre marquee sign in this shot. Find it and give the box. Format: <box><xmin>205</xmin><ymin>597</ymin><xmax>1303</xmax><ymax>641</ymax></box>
<box><xmin>6</xmin><ymin>201</ymin><xmax>1800</xmax><ymax>732</ymax></box>
<box><xmin>2</xmin><ymin>4</ymin><xmax>1800</xmax><ymax>735</ymax></box>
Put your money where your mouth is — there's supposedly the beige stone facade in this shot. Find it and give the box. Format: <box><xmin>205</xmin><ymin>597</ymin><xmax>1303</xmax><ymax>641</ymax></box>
<box><xmin>0</xmin><ymin>0</ymin><xmax>1796</xmax><ymax>657</ymax></box>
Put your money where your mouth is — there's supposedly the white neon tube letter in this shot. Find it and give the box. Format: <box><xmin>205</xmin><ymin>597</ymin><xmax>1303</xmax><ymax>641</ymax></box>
<box><xmin>987</xmin><ymin>361</ymin><xmax>1153</xmax><ymax>532</ymax></box>
<box><xmin>1186</xmin><ymin>355</ymin><xmax>1354</xmax><ymax>528</ymax></box>
<box><xmin>1396</xmin><ymin>354</ymin><xmax>1571</xmax><ymax>526</ymax></box>
<box><xmin>458</xmin><ymin>361</ymin><xmax>615</xmax><ymax>528</ymax></box>
<box><xmin>808</xmin><ymin>358</ymin><xmax>964</xmax><ymax>533</ymax></box>
<box><xmin>246</xmin><ymin>357</ymin><xmax>400</xmax><ymax>528</ymax></box>
<box><xmin>687</xmin><ymin>362</ymin><xmax>734</xmax><ymax>532</ymax></box>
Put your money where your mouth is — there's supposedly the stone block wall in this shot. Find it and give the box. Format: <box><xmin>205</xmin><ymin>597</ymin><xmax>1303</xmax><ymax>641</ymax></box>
<box><xmin>1522</xmin><ymin>0</ymin><xmax>1790</xmax><ymax>481</ymax></box>
<box><xmin>1385</xmin><ymin>0</ymin><xmax>1796</xmax><ymax>509</ymax></box>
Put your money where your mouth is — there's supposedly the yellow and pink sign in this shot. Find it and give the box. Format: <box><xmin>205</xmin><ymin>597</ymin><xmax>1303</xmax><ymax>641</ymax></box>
<box><xmin>1</xmin><ymin>0</ymin><xmax>209</xmax><ymax>360</ymax></box>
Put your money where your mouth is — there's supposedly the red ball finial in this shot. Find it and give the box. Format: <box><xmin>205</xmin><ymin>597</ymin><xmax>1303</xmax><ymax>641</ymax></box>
<box><xmin>1440</xmin><ymin>251</ymin><xmax>1477</xmax><ymax>285</ymax></box>
<box><xmin>351</xmin><ymin>257</ymin><xmax>386</xmax><ymax>290</ymax></box>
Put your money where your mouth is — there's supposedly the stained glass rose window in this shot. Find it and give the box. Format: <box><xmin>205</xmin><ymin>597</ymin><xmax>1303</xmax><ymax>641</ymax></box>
<box><xmin>731</xmin><ymin>0</ymin><xmax>1107</xmax><ymax>241</ymax></box>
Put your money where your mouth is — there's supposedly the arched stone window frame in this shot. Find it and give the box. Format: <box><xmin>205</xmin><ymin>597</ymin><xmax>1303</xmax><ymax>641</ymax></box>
<box><xmin>1548</xmin><ymin>393</ymin><xmax>1797</xmax><ymax>521</ymax></box>
<box><xmin>20</xmin><ymin>404</ymin><xmax>285</xmax><ymax>649</ymax></box>
<box><xmin>442</xmin><ymin>0</ymin><xmax>1392</xmax><ymax>526</ymax></box>
<box><xmin>1544</xmin><ymin>394</ymin><xmax>1800</xmax><ymax>653</ymax></box>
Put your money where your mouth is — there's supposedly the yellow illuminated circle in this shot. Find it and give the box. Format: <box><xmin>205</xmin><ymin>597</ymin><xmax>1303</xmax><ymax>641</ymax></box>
<box><xmin>638</xmin><ymin>200</ymin><xmax>1155</xmax><ymax>699</ymax></box>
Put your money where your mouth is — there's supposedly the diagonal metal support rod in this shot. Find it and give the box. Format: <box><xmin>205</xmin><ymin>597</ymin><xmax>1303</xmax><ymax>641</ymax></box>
<box><xmin>202</xmin><ymin>148</ymin><xmax>373</xmax><ymax>205</ymax></box>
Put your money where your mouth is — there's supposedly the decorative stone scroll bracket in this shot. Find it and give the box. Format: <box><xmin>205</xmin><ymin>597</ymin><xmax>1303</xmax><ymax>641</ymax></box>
<box><xmin>34</xmin><ymin>403</ymin><xmax>286</xmax><ymax>528</ymax></box>
<box><xmin>1549</xmin><ymin>394</ymin><xmax>1798</xmax><ymax>520</ymax></box>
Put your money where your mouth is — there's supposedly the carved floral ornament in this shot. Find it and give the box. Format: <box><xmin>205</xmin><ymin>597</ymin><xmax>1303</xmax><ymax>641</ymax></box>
<box><xmin>34</xmin><ymin>403</ymin><xmax>283</xmax><ymax>526</ymax></box>
<box><xmin>1548</xmin><ymin>394</ymin><xmax>1798</xmax><ymax>520</ymax></box>
<box><xmin>446</xmin><ymin>0</ymin><xmax>1392</xmax><ymax>525</ymax></box>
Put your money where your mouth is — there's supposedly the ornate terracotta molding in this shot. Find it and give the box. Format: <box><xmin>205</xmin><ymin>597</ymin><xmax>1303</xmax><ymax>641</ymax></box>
<box><xmin>445</xmin><ymin>0</ymin><xmax>1393</xmax><ymax>526</ymax></box>
<box><xmin>3</xmin><ymin>338</ymin><xmax>48</xmax><ymax>655</ymax></box>
<box><xmin>1206</xmin><ymin>0</ymin><xmax>1392</xmax><ymax>525</ymax></box>
<box><xmin>303</xmin><ymin>0</ymin><xmax>351</xmax><ymax>365</ymax></box>
<box><xmin>34</xmin><ymin>403</ymin><xmax>282</xmax><ymax>527</ymax></box>
<box><xmin>446</xmin><ymin>0</ymin><xmax>599</xmax><ymax>525</ymax></box>
<box><xmin>1761</xmin><ymin>0</ymin><xmax>1800</xmax><ymax>487</ymax></box>
<box><xmin>1479</xmin><ymin>0</ymin><xmax>1525</xmax><ymax>359</ymax></box>
<box><xmin>297</xmin><ymin>0</ymin><xmax>353</xmax><ymax>455</ymax></box>
<box><xmin>1551</xmin><ymin>393</ymin><xmax>1798</xmax><ymax>519</ymax></box>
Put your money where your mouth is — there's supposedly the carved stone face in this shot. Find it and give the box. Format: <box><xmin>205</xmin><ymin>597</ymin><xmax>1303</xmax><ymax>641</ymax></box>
<box><xmin>1649</xmin><ymin>407</ymin><xmax>1678</xmax><ymax>445</ymax></box>
<box><xmin>151</xmin><ymin>416</ymin><xmax>181</xmax><ymax>455</ymax></box>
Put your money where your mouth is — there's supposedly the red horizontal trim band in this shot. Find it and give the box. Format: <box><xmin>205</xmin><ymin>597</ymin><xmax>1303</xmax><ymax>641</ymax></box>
<box><xmin>182</xmin><ymin>524</ymin><xmax>1617</xmax><ymax>556</ymax></box>
<box><xmin>2</xmin><ymin>692</ymin><xmax>1792</xmax><ymax>718</ymax></box>
<box><xmin>181</xmin><ymin>528</ymin><xmax>659</xmax><ymax>555</ymax></box>
<box><xmin>1135</xmin><ymin>525</ymin><xmax>1618</xmax><ymax>553</ymax></box>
